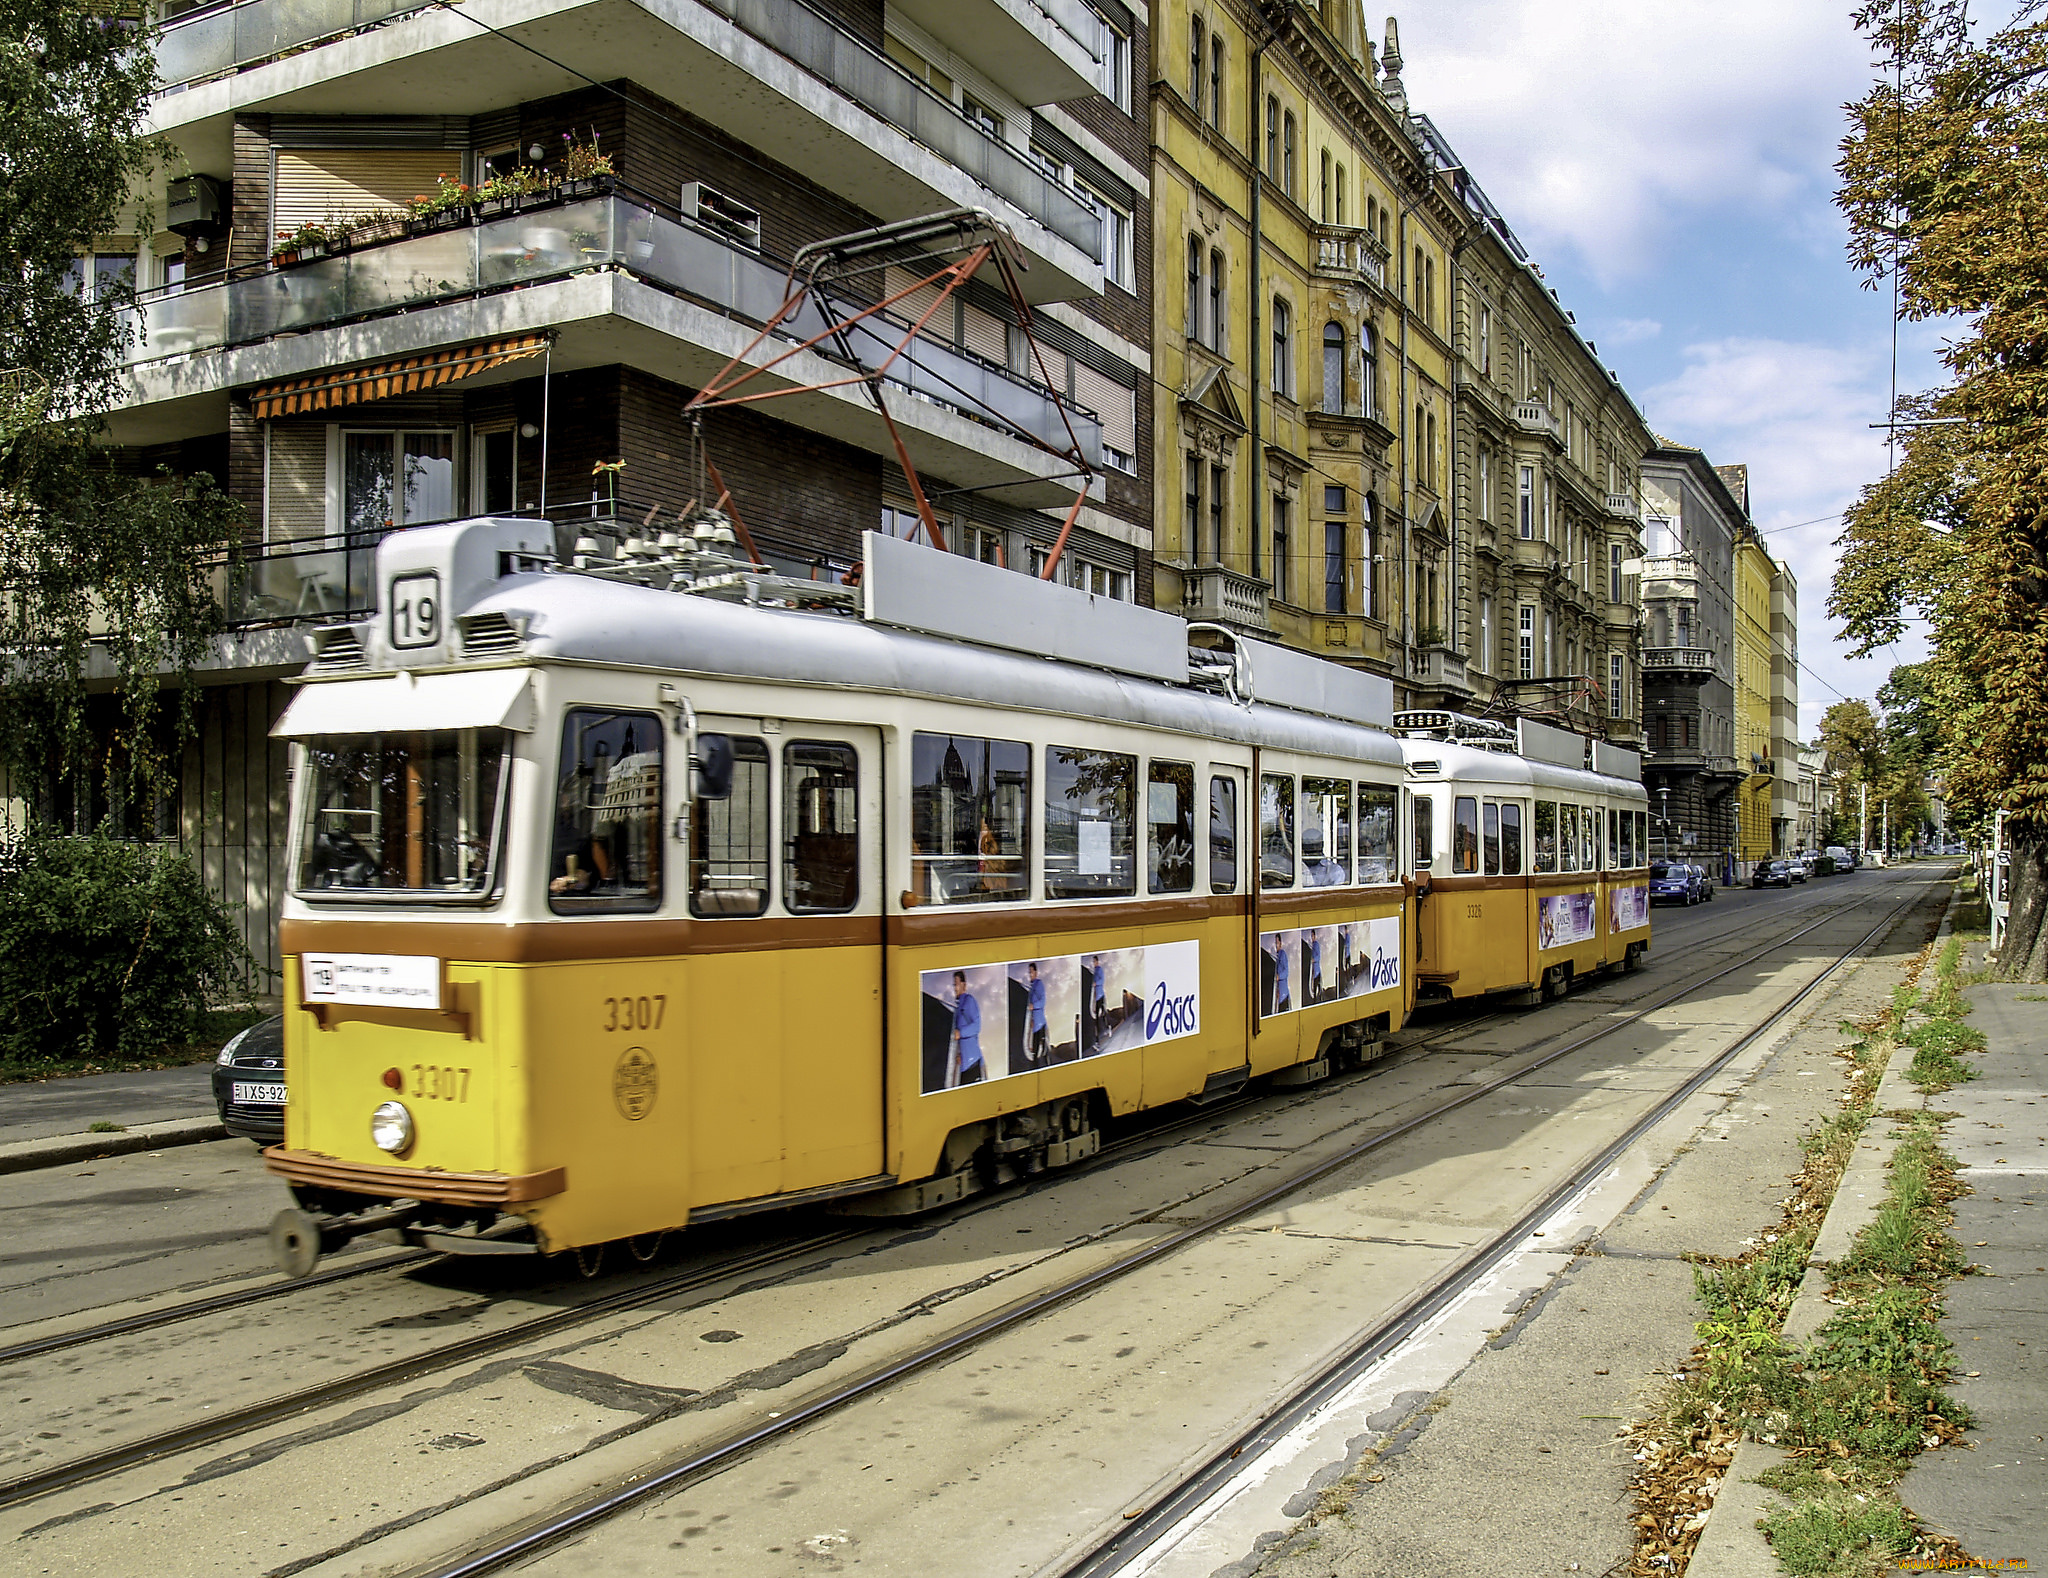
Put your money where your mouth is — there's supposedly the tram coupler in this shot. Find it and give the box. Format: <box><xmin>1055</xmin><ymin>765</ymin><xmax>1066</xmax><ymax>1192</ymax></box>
<box><xmin>269</xmin><ymin>1203</ymin><xmax>422</xmax><ymax>1278</ymax></box>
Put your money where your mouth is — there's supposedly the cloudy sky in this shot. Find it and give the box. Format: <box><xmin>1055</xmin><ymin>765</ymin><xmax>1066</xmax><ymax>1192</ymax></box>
<box><xmin>1398</xmin><ymin>0</ymin><xmax>1944</xmax><ymax>736</ymax></box>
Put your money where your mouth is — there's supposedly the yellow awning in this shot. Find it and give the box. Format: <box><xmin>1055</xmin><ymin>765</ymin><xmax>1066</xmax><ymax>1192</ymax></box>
<box><xmin>249</xmin><ymin>334</ymin><xmax>550</xmax><ymax>421</ymax></box>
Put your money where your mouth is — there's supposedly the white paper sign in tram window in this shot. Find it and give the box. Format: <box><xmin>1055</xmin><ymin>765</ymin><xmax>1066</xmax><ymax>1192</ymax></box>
<box><xmin>302</xmin><ymin>953</ymin><xmax>443</xmax><ymax>1010</ymax></box>
<box><xmin>1077</xmin><ymin>818</ymin><xmax>1112</xmax><ymax>875</ymax></box>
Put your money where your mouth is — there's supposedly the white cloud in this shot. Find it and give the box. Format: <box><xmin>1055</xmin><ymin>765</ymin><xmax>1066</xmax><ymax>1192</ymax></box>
<box><xmin>1609</xmin><ymin>317</ymin><xmax>1663</xmax><ymax>344</ymax></box>
<box><xmin>1400</xmin><ymin>2</ymin><xmax>1872</xmax><ymax>282</ymax></box>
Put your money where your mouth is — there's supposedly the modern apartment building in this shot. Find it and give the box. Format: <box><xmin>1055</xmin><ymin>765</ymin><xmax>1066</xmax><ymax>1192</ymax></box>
<box><xmin>1148</xmin><ymin>2</ymin><xmax>1648</xmax><ymax>740</ymax></box>
<box><xmin>107</xmin><ymin>0</ymin><xmax>1150</xmax><ymax>975</ymax></box>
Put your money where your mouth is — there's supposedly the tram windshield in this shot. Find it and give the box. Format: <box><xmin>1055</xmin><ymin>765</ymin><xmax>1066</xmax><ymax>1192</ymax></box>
<box><xmin>296</xmin><ymin>729</ymin><xmax>508</xmax><ymax>895</ymax></box>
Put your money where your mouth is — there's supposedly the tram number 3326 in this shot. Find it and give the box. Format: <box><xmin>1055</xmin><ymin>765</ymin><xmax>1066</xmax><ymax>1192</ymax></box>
<box><xmin>604</xmin><ymin>996</ymin><xmax>667</xmax><ymax>1032</ymax></box>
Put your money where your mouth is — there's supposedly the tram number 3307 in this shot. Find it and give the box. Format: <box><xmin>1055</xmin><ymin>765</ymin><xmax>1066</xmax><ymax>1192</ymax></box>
<box><xmin>604</xmin><ymin>996</ymin><xmax>667</xmax><ymax>1032</ymax></box>
<box><xmin>410</xmin><ymin>1065</ymin><xmax>470</xmax><ymax>1102</ymax></box>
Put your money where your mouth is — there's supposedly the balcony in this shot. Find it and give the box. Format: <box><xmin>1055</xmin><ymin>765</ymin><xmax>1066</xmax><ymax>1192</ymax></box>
<box><xmin>1606</xmin><ymin>492</ymin><xmax>1639</xmax><ymax>520</ymax></box>
<box><xmin>1642</xmin><ymin>646</ymin><xmax>1721</xmax><ymax>682</ymax></box>
<box><xmin>887</xmin><ymin>0</ymin><xmax>1101</xmax><ymax>105</ymax></box>
<box><xmin>1407</xmin><ymin>644</ymin><xmax>1470</xmax><ymax>693</ymax></box>
<box><xmin>1311</xmin><ymin>226</ymin><xmax>1388</xmax><ymax>291</ymax></box>
<box><xmin>147</xmin><ymin>0</ymin><xmax>1101</xmax><ymax>299</ymax></box>
<box><xmin>1512</xmin><ymin>399</ymin><xmax>1562</xmax><ymax>446</ymax></box>
<box><xmin>1182</xmin><ymin>564</ymin><xmax>1271</xmax><ymax>631</ymax></box>
<box><xmin>114</xmin><ymin>189</ymin><xmax>1099</xmax><ymax>503</ymax></box>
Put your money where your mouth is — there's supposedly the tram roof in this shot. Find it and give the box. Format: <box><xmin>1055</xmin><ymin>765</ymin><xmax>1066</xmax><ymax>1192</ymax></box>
<box><xmin>464</xmin><ymin>570</ymin><xmax>1407</xmax><ymax>766</ymax></box>
<box><xmin>1399</xmin><ymin>736</ymin><xmax>1648</xmax><ymax>801</ymax></box>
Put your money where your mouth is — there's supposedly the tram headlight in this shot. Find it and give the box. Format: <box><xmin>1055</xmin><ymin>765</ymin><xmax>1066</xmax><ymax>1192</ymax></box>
<box><xmin>370</xmin><ymin>1100</ymin><xmax>415</xmax><ymax>1155</ymax></box>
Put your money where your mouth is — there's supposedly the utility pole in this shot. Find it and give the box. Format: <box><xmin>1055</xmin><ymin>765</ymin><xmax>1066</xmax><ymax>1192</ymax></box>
<box><xmin>1860</xmin><ymin>781</ymin><xmax>1868</xmax><ymax>854</ymax></box>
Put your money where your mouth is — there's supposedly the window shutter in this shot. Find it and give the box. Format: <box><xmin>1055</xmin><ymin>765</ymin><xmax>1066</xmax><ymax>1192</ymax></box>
<box><xmin>883</xmin><ymin>265</ymin><xmax>952</xmax><ymax>341</ymax></box>
<box><xmin>272</xmin><ymin>149</ymin><xmax>454</xmax><ymax>232</ymax></box>
<box><xmin>961</xmin><ymin>302</ymin><xmax>1008</xmax><ymax>364</ymax></box>
<box><xmin>265</xmin><ymin>424</ymin><xmax>328</xmax><ymax>540</ymax></box>
<box><xmin>1071</xmin><ymin>362</ymin><xmax>1134</xmax><ymax>455</ymax></box>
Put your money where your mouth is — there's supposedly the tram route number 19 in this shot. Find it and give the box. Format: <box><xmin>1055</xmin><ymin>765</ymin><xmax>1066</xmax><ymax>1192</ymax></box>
<box><xmin>389</xmin><ymin>571</ymin><xmax>441</xmax><ymax>649</ymax></box>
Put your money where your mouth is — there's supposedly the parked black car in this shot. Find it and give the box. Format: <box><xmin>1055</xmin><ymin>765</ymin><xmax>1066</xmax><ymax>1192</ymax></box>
<box><xmin>1751</xmin><ymin>858</ymin><xmax>1796</xmax><ymax>889</ymax></box>
<box><xmin>1685</xmin><ymin>863</ymin><xmax>1716</xmax><ymax>902</ymax></box>
<box><xmin>212</xmin><ymin>1015</ymin><xmax>286</xmax><ymax>1144</ymax></box>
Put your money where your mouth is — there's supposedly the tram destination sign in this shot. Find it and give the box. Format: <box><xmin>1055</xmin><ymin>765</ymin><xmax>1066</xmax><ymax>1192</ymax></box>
<box><xmin>302</xmin><ymin>952</ymin><xmax>443</xmax><ymax>1010</ymax></box>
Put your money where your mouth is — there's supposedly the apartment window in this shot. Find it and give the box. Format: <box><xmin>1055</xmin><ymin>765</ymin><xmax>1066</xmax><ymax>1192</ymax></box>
<box><xmin>1520</xmin><ymin>341</ymin><xmax>1534</xmax><ymax>395</ymax></box>
<box><xmin>1379</xmin><ymin>205</ymin><xmax>1390</xmax><ymax>249</ymax></box>
<box><xmin>1320</xmin><ymin>149</ymin><xmax>1332</xmax><ymax>221</ymax></box>
<box><xmin>1082</xmin><ymin>182</ymin><xmax>1132</xmax><ymax>291</ymax></box>
<box><xmin>1477</xmin><ymin>594</ymin><xmax>1493</xmax><ymax>674</ymax></box>
<box><xmin>1424</xmin><ymin>255</ymin><xmax>1436</xmax><ymax>325</ymax></box>
<box><xmin>63</xmin><ymin>242</ymin><xmax>139</xmax><ymax>302</ymax></box>
<box><xmin>1069</xmin><ymin>558</ymin><xmax>1128</xmax><ymax>601</ymax></box>
<box><xmin>1477</xmin><ymin>446</ymin><xmax>1492</xmax><ymax>523</ymax></box>
<box><xmin>1100</xmin><ymin>18</ymin><xmax>1131</xmax><ymax>111</ymax></box>
<box><xmin>1610</xmin><ymin>543</ymin><xmax>1624</xmax><ymax>603</ymax></box>
<box><xmin>1186</xmin><ymin>235</ymin><xmax>1202</xmax><ymax>340</ymax></box>
<box><xmin>884</xmin><ymin>33</ymin><xmax>954</xmax><ymax>98</ymax></box>
<box><xmin>1543</xmin><ymin>610</ymin><xmax>1555</xmax><ymax>675</ymax></box>
<box><xmin>1266</xmin><ymin>94</ymin><xmax>1280</xmax><ymax>179</ymax></box>
<box><xmin>1363</xmin><ymin>493</ymin><xmax>1379</xmax><ymax>619</ymax></box>
<box><xmin>1366</xmin><ymin>193</ymin><xmax>1377</xmax><ymax>235</ymax></box>
<box><xmin>1323</xmin><ymin>485</ymin><xmax>1346</xmax><ymax>613</ymax></box>
<box><xmin>473</xmin><ymin>424</ymin><xmax>520</xmax><ymax>515</ymax></box>
<box><xmin>1424</xmin><ymin>410</ymin><xmax>1438</xmax><ymax>493</ymax></box>
<box><xmin>1210</xmin><ymin>462</ymin><xmax>1227</xmax><ymax>562</ymax></box>
<box><xmin>1322</xmin><ymin>322</ymin><xmax>1344</xmax><ymax>413</ymax></box>
<box><xmin>1210</xmin><ymin>35</ymin><xmax>1224</xmax><ymax>131</ymax></box>
<box><xmin>1414</xmin><ymin>402</ymin><xmax>1426</xmax><ymax>485</ymax></box>
<box><xmin>1412</xmin><ymin>244</ymin><xmax>1424</xmax><ymax>308</ymax></box>
<box><xmin>1518</xmin><ymin>464</ymin><xmax>1534</xmax><ymax>538</ymax></box>
<box><xmin>1360</xmin><ymin>323</ymin><xmax>1376</xmax><ymax>417</ymax></box>
<box><xmin>961</xmin><ymin>93</ymin><xmax>1003</xmax><ymax>138</ymax></box>
<box><xmin>1611</xmin><ymin>652</ymin><xmax>1626</xmax><ymax>718</ymax></box>
<box><xmin>1272</xmin><ymin>494</ymin><xmax>1290</xmax><ymax>602</ymax></box>
<box><xmin>342</xmin><ymin>430</ymin><xmax>456</xmax><ymax>534</ymax></box>
<box><xmin>1185</xmin><ymin>456</ymin><xmax>1202</xmax><ymax>559</ymax></box>
<box><xmin>1189</xmin><ymin>18</ymin><xmax>1204</xmax><ymax>117</ymax></box>
<box><xmin>1335</xmin><ymin>163</ymin><xmax>1345</xmax><ymax>225</ymax></box>
<box><xmin>1518</xmin><ymin>603</ymin><xmax>1534</xmax><ymax>678</ymax></box>
<box><xmin>1567</xmin><ymin>637</ymin><xmax>1578</xmax><ymax>678</ymax></box>
<box><xmin>1272</xmin><ymin>297</ymin><xmax>1291</xmax><ymax>395</ymax></box>
<box><xmin>1208</xmin><ymin>249</ymin><xmax>1226</xmax><ymax>353</ymax></box>
<box><xmin>968</xmin><ymin>526</ymin><xmax>1004</xmax><ymax>565</ymax></box>
<box><xmin>1282</xmin><ymin>112</ymin><xmax>1297</xmax><ymax>197</ymax></box>
<box><xmin>1479</xmin><ymin>304</ymin><xmax>1491</xmax><ymax>377</ymax></box>
<box><xmin>881</xmin><ymin>500</ymin><xmax>937</xmax><ymax>546</ymax></box>
<box><xmin>1543</xmin><ymin>478</ymin><xmax>1554</xmax><ymax>542</ymax></box>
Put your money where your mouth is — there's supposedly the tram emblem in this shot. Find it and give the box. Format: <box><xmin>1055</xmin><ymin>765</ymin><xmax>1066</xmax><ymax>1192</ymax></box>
<box><xmin>612</xmin><ymin>1046</ymin><xmax>659</xmax><ymax>1121</ymax></box>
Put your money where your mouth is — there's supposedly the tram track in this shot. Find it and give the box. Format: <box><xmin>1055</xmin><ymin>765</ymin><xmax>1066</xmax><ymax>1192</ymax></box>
<box><xmin>393</xmin><ymin>875</ymin><xmax>1941</xmax><ymax>1578</ymax></box>
<box><xmin>0</xmin><ymin>879</ymin><xmax>1911</xmax><ymax>1529</ymax></box>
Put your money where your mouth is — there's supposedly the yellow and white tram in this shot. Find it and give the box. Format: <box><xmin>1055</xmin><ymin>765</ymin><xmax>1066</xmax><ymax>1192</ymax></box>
<box><xmin>262</xmin><ymin>520</ymin><xmax>1425</xmax><ymax>1271</ymax></box>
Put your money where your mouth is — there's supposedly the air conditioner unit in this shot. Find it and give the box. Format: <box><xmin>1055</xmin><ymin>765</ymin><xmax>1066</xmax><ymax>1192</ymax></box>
<box><xmin>165</xmin><ymin>173</ymin><xmax>226</xmax><ymax>238</ymax></box>
<box><xmin>680</xmin><ymin>182</ymin><xmax>761</xmax><ymax>251</ymax></box>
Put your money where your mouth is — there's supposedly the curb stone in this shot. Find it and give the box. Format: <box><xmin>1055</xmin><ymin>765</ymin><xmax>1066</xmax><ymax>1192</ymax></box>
<box><xmin>0</xmin><ymin>1116</ymin><xmax>232</xmax><ymax>1175</ymax></box>
<box><xmin>1686</xmin><ymin>879</ymin><xmax>1957</xmax><ymax>1576</ymax></box>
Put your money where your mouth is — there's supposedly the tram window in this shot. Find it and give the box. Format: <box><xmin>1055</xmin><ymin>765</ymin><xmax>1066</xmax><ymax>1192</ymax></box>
<box><xmin>1585</xmin><ymin>806</ymin><xmax>1602</xmax><ymax>872</ymax></box>
<box><xmin>1608</xmin><ymin>808</ymin><xmax>1620</xmax><ymax>870</ymax></box>
<box><xmin>1501</xmin><ymin>803</ymin><xmax>1524</xmax><ymax>875</ymax></box>
<box><xmin>910</xmin><ymin>732</ymin><xmax>1030</xmax><ymax>905</ymax></box>
<box><xmin>299</xmin><ymin>727</ymin><xmax>507</xmax><ymax>897</ymax></box>
<box><xmin>1636</xmin><ymin>811</ymin><xmax>1648</xmax><ymax>865</ymax></box>
<box><xmin>1260</xmin><ymin>773</ymin><xmax>1296</xmax><ymax>889</ymax></box>
<box><xmin>549</xmin><ymin>710</ymin><xmax>664</xmax><ymax>914</ymax></box>
<box><xmin>1413</xmin><ymin>795</ymin><xmax>1434</xmax><ymax>871</ymax></box>
<box><xmin>1302</xmin><ymin>777</ymin><xmax>1350</xmax><ymax>886</ymax></box>
<box><xmin>1210</xmin><ymin>775</ymin><xmax>1239</xmax><ymax>893</ymax></box>
<box><xmin>1357</xmin><ymin>786</ymin><xmax>1396</xmax><ymax>883</ymax></box>
<box><xmin>1534</xmin><ymin>800</ymin><xmax>1557</xmax><ymax>873</ymax></box>
<box><xmin>1148</xmin><ymin>759</ymin><xmax>1196</xmax><ymax>894</ymax></box>
<box><xmin>1046</xmin><ymin>746</ymin><xmax>1137</xmax><ymax>900</ymax></box>
<box><xmin>1482</xmin><ymin>802</ymin><xmax>1501</xmax><ymax>876</ymax></box>
<box><xmin>1560</xmin><ymin>802</ymin><xmax>1579</xmax><ymax>873</ymax></box>
<box><xmin>1452</xmin><ymin>796</ymin><xmax>1479</xmax><ymax>874</ymax></box>
<box><xmin>784</xmin><ymin>741</ymin><xmax>859</xmax><ymax>914</ymax></box>
<box><xmin>688</xmin><ymin>736</ymin><xmax>769</xmax><ymax>917</ymax></box>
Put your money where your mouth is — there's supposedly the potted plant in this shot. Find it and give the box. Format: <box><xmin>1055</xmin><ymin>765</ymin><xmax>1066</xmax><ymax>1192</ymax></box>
<box><xmin>405</xmin><ymin>173</ymin><xmax>475</xmax><ymax>233</ymax></box>
<box><xmin>271</xmin><ymin>219</ymin><xmax>340</xmax><ymax>266</ymax></box>
<box><xmin>556</xmin><ymin>127</ymin><xmax>616</xmax><ymax>198</ymax></box>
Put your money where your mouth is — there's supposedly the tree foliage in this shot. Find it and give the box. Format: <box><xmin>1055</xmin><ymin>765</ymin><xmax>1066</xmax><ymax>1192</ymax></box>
<box><xmin>1835</xmin><ymin>0</ymin><xmax>2048</xmax><ymax>973</ymax></box>
<box><xmin>0</xmin><ymin>0</ymin><xmax>242</xmax><ymax>816</ymax></box>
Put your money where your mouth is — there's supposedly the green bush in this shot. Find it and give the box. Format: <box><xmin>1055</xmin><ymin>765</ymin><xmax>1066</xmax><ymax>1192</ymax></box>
<box><xmin>0</xmin><ymin>827</ymin><xmax>254</xmax><ymax>1064</ymax></box>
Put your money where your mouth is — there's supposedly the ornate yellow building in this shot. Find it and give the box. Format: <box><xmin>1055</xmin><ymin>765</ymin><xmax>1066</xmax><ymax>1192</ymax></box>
<box><xmin>1733</xmin><ymin>522</ymin><xmax>1777</xmax><ymax>859</ymax></box>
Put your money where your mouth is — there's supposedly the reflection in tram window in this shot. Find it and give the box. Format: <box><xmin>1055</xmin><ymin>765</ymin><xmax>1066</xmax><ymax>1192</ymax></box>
<box><xmin>1501</xmin><ymin>803</ymin><xmax>1524</xmax><ymax>875</ymax></box>
<box><xmin>1148</xmin><ymin>759</ymin><xmax>1196</xmax><ymax>894</ymax></box>
<box><xmin>1560</xmin><ymin>801</ymin><xmax>1579</xmax><ymax>873</ymax></box>
<box><xmin>1301</xmin><ymin>777</ymin><xmax>1350</xmax><ymax>886</ymax></box>
<box><xmin>1209</xmin><ymin>775</ymin><xmax>1239</xmax><ymax>893</ymax></box>
<box><xmin>1260</xmin><ymin>773</ymin><xmax>1296</xmax><ymax>889</ymax></box>
<box><xmin>550</xmin><ymin>710</ymin><xmax>664</xmax><ymax>913</ymax></box>
<box><xmin>784</xmin><ymin>741</ymin><xmax>859</xmax><ymax>914</ymax></box>
<box><xmin>298</xmin><ymin>728</ymin><xmax>507</xmax><ymax>895</ymax></box>
<box><xmin>1482</xmin><ymin>802</ymin><xmax>1501</xmax><ymax>876</ymax></box>
<box><xmin>1584</xmin><ymin>805</ymin><xmax>1601</xmax><ymax>872</ymax></box>
<box><xmin>1453</xmin><ymin>795</ymin><xmax>1479</xmax><ymax>874</ymax></box>
<box><xmin>1414</xmin><ymin>794</ymin><xmax>1434</xmax><ymax>871</ymax></box>
<box><xmin>1357</xmin><ymin>786</ymin><xmax>1396</xmax><ymax>883</ymax></box>
<box><xmin>1636</xmin><ymin>811</ymin><xmax>1649</xmax><ymax>866</ymax></box>
<box><xmin>910</xmin><ymin>732</ymin><xmax>1030</xmax><ymax>904</ymax></box>
<box><xmin>1608</xmin><ymin>808</ymin><xmax>1620</xmax><ymax>870</ymax></box>
<box><xmin>690</xmin><ymin>737</ymin><xmax>769</xmax><ymax>916</ymax></box>
<box><xmin>1046</xmin><ymin>746</ymin><xmax>1136</xmax><ymax>899</ymax></box>
<box><xmin>1534</xmin><ymin>799</ymin><xmax>1557</xmax><ymax>873</ymax></box>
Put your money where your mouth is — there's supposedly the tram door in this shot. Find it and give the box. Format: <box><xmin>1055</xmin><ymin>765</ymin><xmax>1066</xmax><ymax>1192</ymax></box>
<box><xmin>685</xmin><ymin>720</ymin><xmax>885</xmax><ymax>1205</ymax></box>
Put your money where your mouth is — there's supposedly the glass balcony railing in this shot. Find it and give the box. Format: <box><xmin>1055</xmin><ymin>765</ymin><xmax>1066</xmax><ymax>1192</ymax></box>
<box><xmin>123</xmin><ymin>189</ymin><xmax>1101</xmax><ymax>466</ymax></box>
<box><xmin>150</xmin><ymin>0</ymin><xmax>1101</xmax><ymax>259</ymax></box>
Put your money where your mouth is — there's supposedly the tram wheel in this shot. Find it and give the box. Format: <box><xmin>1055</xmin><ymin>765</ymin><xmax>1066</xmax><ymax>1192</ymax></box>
<box><xmin>270</xmin><ymin>1207</ymin><xmax>323</xmax><ymax>1278</ymax></box>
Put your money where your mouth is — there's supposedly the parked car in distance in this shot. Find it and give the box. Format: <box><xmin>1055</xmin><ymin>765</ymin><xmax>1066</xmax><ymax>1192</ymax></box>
<box><xmin>1786</xmin><ymin>857</ymin><xmax>1807</xmax><ymax>883</ymax></box>
<box><xmin>213</xmin><ymin>1014</ymin><xmax>285</xmax><ymax>1144</ymax></box>
<box><xmin>1650</xmin><ymin>861</ymin><xmax>1697</xmax><ymax>906</ymax></box>
<box><xmin>1687</xmin><ymin>863</ymin><xmax>1716</xmax><ymax>902</ymax></box>
<box><xmin>1798</xmin><ymin>851</ymin><xmax>1821</xmax><ymax>877</ymax></box>
<box><xmin>1752</xmin><ymin>858</ymin><xmax>1796</xmax><ymax>888</ymax></box>
<box><xmin>1825</xmin><ymin>845</ymin><xmax>1857</xmax><ymax>871</ymax></box>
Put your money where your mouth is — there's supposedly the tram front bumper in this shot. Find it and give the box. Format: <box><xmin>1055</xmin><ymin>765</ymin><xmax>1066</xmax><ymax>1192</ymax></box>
<box><xmin>264</xmin><ymin>1146</ymin><xmax>568</xmax><ymax>1208</ymax></box>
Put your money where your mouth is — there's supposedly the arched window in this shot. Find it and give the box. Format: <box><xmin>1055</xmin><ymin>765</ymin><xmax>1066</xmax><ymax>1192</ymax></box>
<box><xmin>1360</xmin><ymin>323</ymin><xmax>1377</xmax><ymax>418</ymax></box>
<box><xmin>1209</xmin><ymin>249</ymin><xmax>1226</xmax><ymax>353</ymax></box>
<box><xmin>1322</xmin><ymin>321</ymin><xmax>1345</xmax><ymax>413</ymax></box>
<box><xmin>1266</xmin><ymin>94</ymin><xmax>1280</xmax><ymax>179</ymax></box>
<box><xmin>1187</xmin><ymin>235</ymin><xmax>1202</xmax><ymax>341</ymax></box>
<box><xmin>1271</xmin><ymin>297</ymin><xmax>1291</xmax><ymax>395</ymax></box>
<box><xmin>1210</xmin><ymin>35</ymin><xmax>1224</xmax><ymax>131</ymax></box>
<box><xmin>1282</xmin><ymin>112</ymin><xmax>1297</xmax><ymax>198</ymax></box>
<box><xmin>1189</xmin><ymin>19</ymin><xmax>1204</xmax><ymax>118</ymax></box>
<box><xmin>1366</xmin><ymin>193</ymin><xmax>1377</xmax><ymax>235</ymax></box>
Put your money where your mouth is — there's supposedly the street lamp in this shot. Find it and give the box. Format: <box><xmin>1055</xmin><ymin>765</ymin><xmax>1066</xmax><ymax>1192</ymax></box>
<box><xmin>1657</xmin><ymin>786</ymin><xmax>1671</xmax><ymax>858</ymax></box>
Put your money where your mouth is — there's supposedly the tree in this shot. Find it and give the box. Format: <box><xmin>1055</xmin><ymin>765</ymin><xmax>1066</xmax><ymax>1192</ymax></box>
<box><xmin>1834</xmin><ymin>0</ymin><xmax>2048</xmax><ymax>976</ymax></box>
<box><xmin>0</xmin><ymin>0</ymin><xmax>241</xmax><ymax>822</ymax></box>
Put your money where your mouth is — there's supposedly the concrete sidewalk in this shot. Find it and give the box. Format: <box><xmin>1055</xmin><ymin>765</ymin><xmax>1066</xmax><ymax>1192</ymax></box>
<box><xmin>0</xmin><ymin>1061</ymin><xmax>228</xmax><ymax>1173</ymax></box>
<box><xmin>1889</xmin><ymin>982</ymin><xmax>2048</xmax><ymax>1566</ymax></box>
